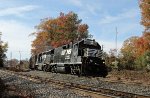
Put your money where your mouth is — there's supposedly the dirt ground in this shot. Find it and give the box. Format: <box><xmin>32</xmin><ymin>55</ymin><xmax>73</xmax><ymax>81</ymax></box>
<box><xmin>105</xmin><ymin>70</ymin><xmax>150</xmax><ymax>86</ymax></box>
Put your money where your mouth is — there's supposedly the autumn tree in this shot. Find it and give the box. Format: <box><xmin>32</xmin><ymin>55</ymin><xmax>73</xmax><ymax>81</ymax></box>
<box><xmin>121</xmin><ymin>34</ymin><xmax>150</xmax><ymax>70</ymax></box>
<box><xmin>120</xmin><ymin>36</ymin><xmax>139</xmax><ymax>69</ymax></box>
<box><xmin>139</xmin><ymin>0</ymin><xmax>150</xmax><ymax>32</ymax></box>
<box><xmin>139</xmin><ymin>0</ymin><xmax>150</xmax><ymax>54</ymax></box>
<box><xmin>135</xmin><ymin>33</ymin><xmax>150</xmax><ymax>56</ymax></box>
<box><xmin>134</xmin><ymin>33</ymin><xmax>150</xmax><ymax>69</ymax></box>
<box><xmin>119</xmin><ymin>1</ymin><xmax>150</xmax><ymax>70</ymax></box>
<box><xmin>31</xmin><ymin>12</ymin><xmax>89</xmax><ymax>54</ymax></box>
<box><xmin>138</xmin><ymin>1</ymin><xmax>150</xmax><ymax>69</ymax></box>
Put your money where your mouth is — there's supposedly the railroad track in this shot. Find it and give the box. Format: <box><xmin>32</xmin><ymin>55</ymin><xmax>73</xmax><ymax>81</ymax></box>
<box><xmin>1</xmin><ymin>69</ymin><xmax>150</xmax><ymax>98</ymax></box>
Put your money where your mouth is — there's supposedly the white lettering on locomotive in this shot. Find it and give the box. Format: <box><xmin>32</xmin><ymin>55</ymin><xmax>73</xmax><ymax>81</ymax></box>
<box><xmin>61</xmin><ymin>50</ymin><xmax>66</xmax><ymax>55</ymax></box>
<box><xmin>61</xmin><ymin>49</ymin><xmax>72</xmax><ymax>55</ymax></box>
<box><xmin>66</xmin><ymin>49</ymin><xmax>72</xmax><ymax>54</ymax></box>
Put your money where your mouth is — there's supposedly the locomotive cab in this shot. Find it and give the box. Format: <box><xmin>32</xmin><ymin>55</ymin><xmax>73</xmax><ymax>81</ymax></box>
<box><xmin>75</xmin><ymin>39</ymin><xmax>108</xmax><ymax>77</ymax></box>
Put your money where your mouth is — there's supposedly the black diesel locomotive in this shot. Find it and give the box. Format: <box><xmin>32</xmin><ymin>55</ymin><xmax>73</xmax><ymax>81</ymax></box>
<box><xmin>29</xmin><ymin>39</ymin><xmax>108</xmax><ymax>77</ymax></box>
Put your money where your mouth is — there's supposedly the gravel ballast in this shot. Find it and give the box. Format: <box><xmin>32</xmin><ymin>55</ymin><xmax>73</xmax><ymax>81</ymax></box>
<box><xmin>1</xmin><ymin>69</ymin><xmax>150</xmax><ymax>97</ymax></box>
<box><xmin>18</xmin><ymin>70</ymin><xmax>150</xmax><ymax>96</ymax></box>
<box><xmin>0</xmin><ymin>70</ymin><xmax>91</xmax><ymax>98</ymax></box>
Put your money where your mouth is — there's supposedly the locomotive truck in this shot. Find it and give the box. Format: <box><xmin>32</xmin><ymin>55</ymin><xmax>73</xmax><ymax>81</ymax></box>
<box><xmin>29</xmin><ymin>39</ymin><xmax>108</xmax><ymax>77</ymax></box>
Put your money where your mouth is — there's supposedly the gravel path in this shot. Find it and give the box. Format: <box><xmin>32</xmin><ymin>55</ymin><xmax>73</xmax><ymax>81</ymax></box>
<box><xmin>0</xmin><ymin>70</ymin><xmax>91</xmax><ymax>98</ymax></box>
<box><xmin>18</xmin><ymin>70</ymin><xmax>150</xmax><ymax>96</ymax></box>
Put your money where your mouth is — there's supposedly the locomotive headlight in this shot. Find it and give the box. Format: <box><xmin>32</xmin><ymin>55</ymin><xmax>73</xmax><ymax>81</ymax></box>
<box><xmin>90</xmin><ymin>59</ymin><xmax>93</xmax><ymax>62</ymax></box>
<box><xmin>103</xmin><ymin>61</ymin><xmax>105</xmax><ymax>64</ymax></box>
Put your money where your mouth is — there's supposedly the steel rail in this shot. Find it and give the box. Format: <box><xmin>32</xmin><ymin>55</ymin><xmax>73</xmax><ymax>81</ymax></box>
<box><xmin>1</xmin><ymin>69</ymin><xmax>150</xmax><ymax>98</ymax></box>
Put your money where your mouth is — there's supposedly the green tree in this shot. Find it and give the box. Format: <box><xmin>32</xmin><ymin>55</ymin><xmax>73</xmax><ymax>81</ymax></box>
<box><xmin>120</xmin><ymin>36</ymin><xmax>139</xmax><ymax>69</ymax></box>
<box><xmin>135</xmin><ymin>50</ymin><xmax>150</xmax><ymax>70</ymax></box>
<box><xmin>145</xmin><ymin>51</ymin><xmax>150</xmax><ymax>71</ymax></box>
<box><xmin>0</xmin><ymin>32</ymin><xmax>8</xmax><ymax>67</ymax></box>
<box><xmin>108</xmin><ymin>49</ymin><xmax>116</xmax><ymax>67</ymax></box>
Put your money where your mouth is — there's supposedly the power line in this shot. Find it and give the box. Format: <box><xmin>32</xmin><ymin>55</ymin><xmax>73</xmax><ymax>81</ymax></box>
<box><xmin>19</xmin><ymin>51</ymin><xmax>21</xmax><ymax>62</ymax></box>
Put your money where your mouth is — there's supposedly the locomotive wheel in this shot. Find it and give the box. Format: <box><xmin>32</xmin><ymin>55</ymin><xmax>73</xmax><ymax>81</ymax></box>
<box><xmin>54</xmin><ymin>66</ymin><xmax>57</xmax><ymax>73</ymax></box>
<box><xmin>44</xmin><ymin>65</ymin><xmax>48</xmax><ymax>72</ymax></box>
<box><xmin>76</xmin><ymin>69</ymin><xmax>81</xmax><ymax>76</ymax></box>
<box><xmin>45</xmin><ymin>65</ymin><xmax>50</xmax><ymax>72</ymax></box>
<box><xmin>76</xmin><ymin>65</ymin><xmax>82</xmax><ymax>76</ymax></box>
<box><xmin>35</xmin><ymin>65</ymin><xmax>38</xmax><ymax>70</ymax></box>
<box><xmin>70</xmin><ymin>67</ymin><xmax>74</xmax><ymax>75</ymax></box>
<box><xmin>43</xmin><ymin>65</ymin><xmax>47</xmax><ymax>71</ymax></box>
<box><xmin>51</xmin><ymin>66</ymin><xmax>55</xmax><ymax>73</ymax></box>
<box><xmin>70</xmin><ymin>66</ymin><xmax>75</xmax><ymax>75</ymax></box>
<box><xmin>51</xmin><ymin>65</ymin><xmax>57</xmax><ymax>73</ymax></box>
<box><xmin>41</xmin><ymin>66</ymin><xmax>44</xmax><ymax>71</ymax></box>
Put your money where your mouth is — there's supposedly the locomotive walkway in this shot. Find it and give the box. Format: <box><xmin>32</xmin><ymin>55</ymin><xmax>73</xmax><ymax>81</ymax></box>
<box><xmin>0</xmin><ymin>69</ymin><xmax>150</xmax><ymax>98</ymax></box>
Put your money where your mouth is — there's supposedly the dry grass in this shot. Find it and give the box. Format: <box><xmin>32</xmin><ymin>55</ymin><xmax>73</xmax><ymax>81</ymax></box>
<box><xmin>106</xmin><ymin>70</ymin><xmax>150</xmax><ymax>85</ymax></box>
<box><xmin>5</xmin><ymin>66</ymin><xmax>30</xmax><ymax>72</ymax></box>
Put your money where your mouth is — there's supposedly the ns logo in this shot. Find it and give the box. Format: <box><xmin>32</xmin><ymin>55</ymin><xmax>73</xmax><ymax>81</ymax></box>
<box><xmin>61</xmin><ymin>49</ymin><xmax>72</xmax><ymax>55</ymax></box>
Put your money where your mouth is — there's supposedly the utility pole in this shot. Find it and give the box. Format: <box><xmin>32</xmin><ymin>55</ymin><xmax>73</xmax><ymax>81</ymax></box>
<box><xmin>10</xmin><ymin>52</ymin><xmax>12</xmax><ymax>67</ymax></box>
<box><xmin>115</xmin><ymin>27</ymin><xmax>118</xmax><ymax>57</ymax></box>
<box><xmin>115</xmin><ymin>27</ymin><xmax>118</xmax><ymax>68</ymax></box>
<box><xmin>19</xmin><ymin>51</ymin><xmax>21</xmax><ymax>64</ymax></box>
<box><xmin>0</xmin><ymin>31</ymin><xmax>1</xmax><ymax>45</ymax></box>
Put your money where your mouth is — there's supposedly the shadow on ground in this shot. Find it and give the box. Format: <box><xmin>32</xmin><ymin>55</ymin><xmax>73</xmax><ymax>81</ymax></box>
<box><xmin>0</xmin><ymin>78</ymin><xmax>33</xmax><ymax>98</ymax></box>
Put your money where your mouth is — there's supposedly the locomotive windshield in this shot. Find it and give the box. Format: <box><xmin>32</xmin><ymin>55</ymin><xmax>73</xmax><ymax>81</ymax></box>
<box><xmin>83</xmin><ymin>39</ymin><xmax>101</xmax><ymax>49</ymax></box>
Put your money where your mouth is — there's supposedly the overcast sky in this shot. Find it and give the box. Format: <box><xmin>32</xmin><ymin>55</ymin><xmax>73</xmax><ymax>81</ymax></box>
<box><xmin>0</xmin><ymin>0</ymin><xmax>143</xmax><ymax>60</ymax></box>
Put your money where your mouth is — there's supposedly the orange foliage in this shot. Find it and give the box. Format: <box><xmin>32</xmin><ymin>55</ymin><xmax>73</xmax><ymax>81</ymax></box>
<box><xmin>135</xmin><ymin>32</ymin><xmax>150</xmax><ymax>57</ymax></box>
<box><xmin>121</xmin><ymin>33</ymin><xmax>150</xmax><ymax>60</ymax></box>
<box><xmin>139</xmin><ymin>0</ymin><xmax>150</xmax><ymax>32</ymax></box>
<box><xmin>31</xmin><ymin>12</ymin><xmax>89</xmax><ymax>55</ymax></box>
<box><xmin>121</xmin><ymin>36</ymin><xmax>139</xmax><ymax>58</ymax></box>
<box><xmin>31</xmin><ymin>31</ymin><xmax>49</xmax><ymax>54</ymax></box>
